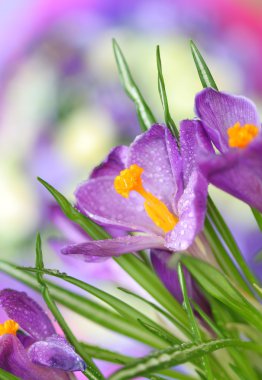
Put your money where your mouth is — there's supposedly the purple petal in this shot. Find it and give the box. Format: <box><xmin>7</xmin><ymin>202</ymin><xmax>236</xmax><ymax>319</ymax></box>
<box><xmin>75</xmin><ymin>176</ymin><xmax>160</xmax><ymax>234</ymax></box>
<box><xmin>165</xmin><ymin>170</ymin><xmax>208</xmax><ymax>251</ymax></box>
<box><xmin>195</xmin><ymin>88</ymin><xmax>261</xmax><ymax>152</ymax></box>
<box><xmin>180</xmin><ymin>119</ymin><xmax>214</xmax><ymax>186</ymax></box>
<box><xmin>151</xmin><ymin>250</ymin><xmax>210</xmax><ymax>315</ymax></box>
<box><xmin>0</xmin><ymin>289</ymin><xmax>55</xmax><ymax>340</ymax></box>
<box><xmin>0</xmin><ymin>335</ymin><xmax>70</xmax><ymax>380</ymax></box>
<box><xmin>127</xmin><ymin>124</ymin><xmax>183</xmax><ymax>213</ymax></box>
<box><xmin>28</xmin><ymin>334</ymin><xmax>86</xmax><ymax>372</ymax></box>
<box><xmin>90</xmin><ymin>145</ymin><xmax>129</xmax><ymax>178</ymax></box>
<box><xmin>200</xmin><ymin>133</ymin><xmax>262</xmax><ymax>212</ymax></box>
<box><xmin>62</xmin><ymin>234</ymin><xmax>165</xmax><ymax>261</ymax></box>
<box><xmin>150</xmin><ymin>249</ymin><xmax>193</xmax><ymax>303</ymax></box>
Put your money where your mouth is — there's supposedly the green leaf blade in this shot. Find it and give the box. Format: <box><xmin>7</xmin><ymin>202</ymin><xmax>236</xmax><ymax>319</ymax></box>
<box><xmin>113</xmin><ymin>38</ymin><xmax>156</xmax><ymax>131</ymax></box>
<box><xmin>178</xmin><ymin>263</ymin><xmax>213</xmax><ymax>380</ymax></box>
<box><xmin>156</xmin><ymin>45</ymin><xmax>179</xmax><ymax>138</ymax></box>
<box><xmin>252</xmin><ymin>207</ymin><xmax>262</xmax><ymax>231</ymax></box>
<box><xmin>108</xmin><ymin>339</ymin><xmax>239</xmax><ymax>380</ymax></box>
<box><xmin>190</xmin><ymin>40</ymin><xmax>218</xmax><ymax>90</ymax></box>
<box><xmin>35</xmin><ymin>234</ymin><xmax>105</xmax><ymax>380</ymax></box>
<box><xmin>0</xmin><ymin>369</ymin><xmax>22</xmax><ymax>380</ymax></box>
<box><xmin>207</xmin><ymin>197</ymin><xmax>260</xmax><ymax>294</ymax></box>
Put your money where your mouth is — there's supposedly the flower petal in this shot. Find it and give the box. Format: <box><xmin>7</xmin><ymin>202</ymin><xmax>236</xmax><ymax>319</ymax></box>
<box><xmin>62</xmin><ymin>235</ymin><xmax>165</xmax><ymax>261</ymax></box>
<box><xmin>151</xmin><ymin>250</ymin><xmax>210</xmax><ymax>315</ymax></box>
<box><xmin>200</xmin><ymin>133</ymin><xmax>262</xmax><ymax>212</ymax></box>
<box><xmin>90</xmin><ymin>145</ymin><xmax>128</xmax><ymax>179</ymax></box>
<box><xmin>180</xmin><ymin>119</ymin><xmax>214</xmax><ymax>186</ymax></box>
<box><xmin>0</xmin><ymin>289</ymin><xmax>55</xmax><ymax>340</ymax></box>
<box><xmin>127</xmin><ymin>124</ymin><xmax>183</xmax><ymax>212</ymax></box>
<box><xmin>75</xmin><ymin>176</ymin><xmax>160</xmax><ymax>233</ymax></box>
<box><xmin>0</xmin><ymin>335</ymin><xmax>71</xmax><ymax>380</ymax></box>
<box><xmin>28</xmin><ymin>334</ymin><xmax>86</xmax><ymax>372</ymax></box>
<box><xmin>195</xmin><ymin>88</ymin><xmax>261</xmax><ymax>152</ymax></box>
<box><xmin>166</xmin><ymin>171</ymin><xmax>208</xmax><ymax>251</ymax></box>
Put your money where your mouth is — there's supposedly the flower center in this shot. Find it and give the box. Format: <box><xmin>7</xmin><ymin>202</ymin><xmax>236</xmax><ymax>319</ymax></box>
<box><xmin>114</xmin><ymin>164</ymin><xmax>178</xmax><ymax>233</ymax></box>
<box><xmin>0</xmin><ymin>319</ymin><xmax>19</xmax><ymax>336</ymax></box>
<box><xmin>227</xmin><ymin>122</ymin><xmax>259</xmax><ymax>148</ymax></box>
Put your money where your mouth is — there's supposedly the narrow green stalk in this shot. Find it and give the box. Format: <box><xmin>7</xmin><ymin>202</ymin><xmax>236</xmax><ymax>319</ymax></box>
<box><xmin>156</xmin><ymin>45</ymin><xmax>179</xmax><ymax>138</ymax></box>
<box><xmin>178</xmin><ymin>263</ymin><xmax>213</xmax><ymax>380</ymax></box>
<box><xmin>252</xmin><ymin>208</ymin><xmax>262</xmax><ymax>231</ymax></box>
<box><xmin>204</xmin><ymin>217</ymin><xmax>251</xmax><ymax>294</ymax></box>
<box><xmin>190</xmin><ymin>40</ymin><xmax>218</xmax><ymax>90</ymax></box>
<box><xmin>0</xmin><ymin>369</ymin><xmax>21</xmax><ymax>380</ymax></box>
<box><xmin>118</xmin><ymin>287</ymin><xmax>181</xmax><ymax>330</ymax></box>
<box><xmin>20</xmin><ymin>265</ymin><xmax>174</xmax><ymax>348</ymax></box>
<box><xmin>112</xmin><ymin>38</ymin><xmax>156</xmax><ymax>131</ymax></box>
<box><xmin>207</xmin><ymin>197</ymin><xmax>260</xmax><ymax>292</ymax></box>
<box><xmin>35</xmin><ymin>234</ymin><xmax>105</xmax><ymax>380</ymax></box>
<box><xmin>192</xmin><ymin>301</ymin><xmax>260</xmax><ymax>380</ymax></box>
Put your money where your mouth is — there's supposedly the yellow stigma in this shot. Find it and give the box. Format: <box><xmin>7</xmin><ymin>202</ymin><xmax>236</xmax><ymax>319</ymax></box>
<box><xmin>0</xmin><ymin>319</ymin><xmax>19</xmax><ymax>336</ymax></box>
<box><xmin>227</xmin><ymin>122</ymin><xmax>259</xmax><ymax>148</ymax></box>
<box><xmin>114</xmin><ymin>164</ymin><xmax>178</xmax><ymax>233</ymax></box>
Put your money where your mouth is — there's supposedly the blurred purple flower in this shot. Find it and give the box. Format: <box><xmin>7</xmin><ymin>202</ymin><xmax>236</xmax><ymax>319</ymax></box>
<box><xmin>195</xmin><ymin>88</ymin><xmax>262</xmax><ymax>212</ymax></box>
<box><xmin>0</xmin><ymin>289</ymin><xmax>85</xmax><ymax>380</ymax></box>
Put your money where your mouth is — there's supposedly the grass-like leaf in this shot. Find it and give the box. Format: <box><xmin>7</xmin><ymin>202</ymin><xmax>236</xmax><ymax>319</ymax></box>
<box><xmin>108</xmin><ymin>339</ymin><xmax>240</xmax><ymax>380</ymax></box>
<box><xmin>178</xmin><ymin>263</ymin><xmax>213</xmax><ymax>380</ymax></box>
<box><xmin>192</xmin><ymin>301</ymin><xmax>260</xmax><ymax>380</ymax></box>
<box><xmin>207</xmin><ymin>197</ymin><xmax>260</xmax><ymax>293</ymax></box>
<box><xmin>0</xmin><ymin>369</ymin><xmax>21</xmax><ymax>380</ymax></box>
<box><xmin>190</xmin><ymin>40</ymin><xmax>218</xmax><ymax>90</ymax></box>
<box><xmin>81</xmin><ymin>344</ymin><xmax>198</xmax><ymax>380</ymax></box>
<box><xmin>204</xmin><ymin>216</ymin><xmax>251</xmax><ymax>294</ymax></box>
<box><xmin>1</xmin><ymin>259</ymin><xmax>169</xmax><ymax>348</ymax></box>
<box><xmin>118</xmin><ymin>287</ymin><xmax>183</xmax><ymax>331</ymax></box>
<box><xmin>113</xmin><ymin>38</ymin><xmax>156</xmax><ymax>131</ymax></box>
<box><xmin>21</xmin><ymin>265</ymin><xmax>172</xmax><ymax>349</ymax></box>
<box><xmin>35</xmin><ymin>234</ymin><xmax>104</xmax><ymax>380</ymax></box>
<box><xmin>181</xmin><ymin>256</ymin><xmax>262</xmax><ymax>332</ymax></box>
<box><xmin>138</xmin><ymin>319</ymin><xmax>179</xmax><ymax>345</ymax></box>
<box><xmin>37</xmin><ymin>177</ymin><xmax>108</xmax><ymax>240</ymax></box>
<box><xmin>156</xmin><ymin>45</ymin><xmax>178</xmax><ymax>138</ymax></box>
<box><xmin>252</xmin><ymin>208</ymin><xmax>262</xmax><ymax>231</ymax></box>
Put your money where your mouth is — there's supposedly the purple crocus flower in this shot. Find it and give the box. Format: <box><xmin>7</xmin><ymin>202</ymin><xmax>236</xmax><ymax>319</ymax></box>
<box><xmin>62</xmin><ymin>123</ymin><xmax>211</xmax><ymax>258</ymax></box>
<box><xmin>61</xmin><ymin>124</ymin><xmax>213</xmax><ymax>302</ymax></box>
<box><xmin>195</xmin><ymin>88</ymin><xmax>262</xmax><ymax>212</ymax></box>
<box><xmin>0</xmin><ymin>289</ymin><xmax>86</xmax><ymax>380</ymax></box>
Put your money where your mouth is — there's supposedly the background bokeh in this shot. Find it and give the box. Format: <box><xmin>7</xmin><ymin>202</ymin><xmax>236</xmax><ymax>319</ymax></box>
<box><xmin>0</xmin><ymin>0</ymin><xmax>262</xmax><ymax>377</ymax></box>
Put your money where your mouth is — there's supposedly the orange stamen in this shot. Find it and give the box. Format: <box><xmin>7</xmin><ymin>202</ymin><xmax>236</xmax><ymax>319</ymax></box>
<box><xmin>0</xmin><ymin>319</ymin><xmax>19</xmax><ymax>336</ymax></box>
<box><xmin>227</xmin><ymin>122</ymin><xmax>259</xmax><ymax>148</ymax></box>
<box><xmin>114</xmin><ymin>164</ymin><xmax>178</xmax><ymax>233</ymax></box>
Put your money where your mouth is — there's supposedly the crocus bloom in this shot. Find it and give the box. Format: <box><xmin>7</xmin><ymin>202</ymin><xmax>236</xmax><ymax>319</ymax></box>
<box><xmin>0</xmin><ymin>289</ymin><xmax>86</xmax><ymax>380</ymax></box>
<box><xmin>62</xmin><ymin>124</ymin><xmax>211</xmax><ymax>258</ymax></box>
<box><xmin>61</xmin><ymin>123</ymin><xmax>212</xmax><ymax>303</ymax></box>
<box><xmin>195</xmin><ymin>88</ymin><xmax>262</xmax><ymax>212</ymax></box>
